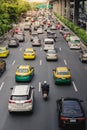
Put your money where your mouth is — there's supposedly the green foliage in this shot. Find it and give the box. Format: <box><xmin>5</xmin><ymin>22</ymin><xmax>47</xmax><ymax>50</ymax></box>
<box><xmin>0</xmin><ymin>0</ymin><xmax>31</xmax><ymax>36</ymax></box>
<box><xmin>54</xmin><ymin>13</ymin><xmax>87</xmax><ymax>45</ymax></box>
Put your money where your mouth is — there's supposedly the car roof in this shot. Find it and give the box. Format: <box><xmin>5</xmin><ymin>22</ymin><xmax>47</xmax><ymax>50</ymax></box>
<box><xmin>70</xmin><ymin>36</ymin><xmax>80</xmax><ymax>41</ymax></box>
<box><xmin>18</xmin><ymin>65</ymin><xmax>30</xmax><ymax>69</ymax></box>
<box><xmin>44</xmin><ymin>38</ymin><xmax>54</xmax><ymax>42</ymax></box>
<box><xmin>25</xmin><ymin>48</ymin><xmax>34</xmax><ymax>51</ymax></box>
<box><xmin>56</xmin><ymin>67</ymin><xmax>68</xmax><ymax>71</ymax></box>
<box><xmin>12</xmin><ymin>85</ymin><xmax>30</xmax><ymax>96</ymax></box>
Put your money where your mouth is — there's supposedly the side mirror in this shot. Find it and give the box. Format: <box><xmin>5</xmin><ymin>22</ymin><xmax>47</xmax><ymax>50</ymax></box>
<box><xmin>30</xmin><ymin>85</ymin><xmax>34</xmax><ymax>89</ymax></box>
<box><xmin>53</xmin><ymin>69</ymin><xmax>55</xmax><ymax>71</ymax></box>
<box><xmin>10</xmin><ymin>87</ymin><xmax>13</xmax><ymax>90</ymax></box>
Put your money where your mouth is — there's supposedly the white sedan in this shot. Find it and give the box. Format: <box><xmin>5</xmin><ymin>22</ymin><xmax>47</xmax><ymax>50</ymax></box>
<box><xmin>46</xmin><ymin>49</ymin><xmax>58</xmax><ymax>61</ymax></box>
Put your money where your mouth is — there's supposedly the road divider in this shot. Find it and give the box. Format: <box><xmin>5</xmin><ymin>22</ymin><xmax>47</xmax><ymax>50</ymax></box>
<box><xmin>19</xmin><ymin>47</ymin><xmax>22</xmax><ymax>51</ymax></box>
<box><xmin>59</xmin><ymin>47</ymin><xmax>62</xmax><ymax>51</ymax></box>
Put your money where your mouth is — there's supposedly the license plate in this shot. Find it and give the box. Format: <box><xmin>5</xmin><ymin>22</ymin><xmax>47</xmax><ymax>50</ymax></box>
<box><xmin>70</xmin><ymin>119</ymin><xmax>76</xmax><ymax>122</ymax></box>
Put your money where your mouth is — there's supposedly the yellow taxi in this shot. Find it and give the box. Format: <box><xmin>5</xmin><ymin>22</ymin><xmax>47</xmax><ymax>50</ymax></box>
<box><xmin>53</xmin><ymin>67</ymin><xmax>71</xmax><ymax>85</ymax></box>
<box><xmin>15</xmin><ymin>65</ymin><xmax>34</xmax><ymax>82</ymax></box>
<box><xmin>24</xmin><ymin>48</ymin><xmax>36</xmax><ymax>60</ymax></box>
<box><xmin>0</xmin><ymin>46</ymin><xmax>10</xmax><ymax>58</ymax></box>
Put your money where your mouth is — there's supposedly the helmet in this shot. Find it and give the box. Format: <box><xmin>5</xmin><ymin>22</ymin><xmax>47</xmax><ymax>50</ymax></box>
<box><xmin>44</xmin><ymin>81</ymin><xmax>47</xmax><ymax>84</ymax></box>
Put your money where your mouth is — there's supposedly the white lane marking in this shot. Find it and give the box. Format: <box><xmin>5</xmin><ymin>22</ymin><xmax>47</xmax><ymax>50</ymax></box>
<box><xmin>40</xmin><ymin>48</ymin><xmax>42</xmax><ymax>51</ymax></box>
<box><xmin>39</xmin><ymin>82</ymin><xmax>41</xmax><ymax>92</ymax></box>
<box><xmin>12</xmin><ymin>60</ymin><xmax>15</xmax><ymax>65</ymax></box>
<box><xmin>40</xmin><ymin>60</ymin><xmax>42</xmax><ymax>65</ymax></box>
<box><xmin>0</xmin><ymin>82</ymin><xmax>5</xmax><ymax>91</ymax></box>
<box><xmin>59</xmin><ymin>47</ymin><xmax>61</xmax><ymax>51</ymax></box>
<box><xmin>64</xmin><ymin>59</ymin><xmax>67</xmax><ymax>65</ymax></box>
<box><xmin>19</xmin><ymin>47</ymin><xmax>22</xmax><ymax>51</ymax></box>
<box><xmin>72</xmin><ymin>81</ymin><xmax>78</xmax><ymax>92</ymax></box>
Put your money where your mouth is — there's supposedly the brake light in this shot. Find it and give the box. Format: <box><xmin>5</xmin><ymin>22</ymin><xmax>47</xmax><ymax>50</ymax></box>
<box><xmin>25</xmin><ymin>100</ymin><xmax>32</xmax><ymax>103</ymax></box>
<box><xmin>9</xmin><ymin>100</ymin><xmax>15</xmax><ymax>104</ymax></box>
<box><xmin>78</xmin><ymin>117</ymin><xmax>85</xmax><ymax>121</ymax></box>
<box><xmin>60</xmin><ymin>116</ymin><xmax>68</xmax><ymax>121</ymax></box>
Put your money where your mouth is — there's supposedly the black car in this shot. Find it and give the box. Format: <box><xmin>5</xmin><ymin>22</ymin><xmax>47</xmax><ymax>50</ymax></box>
<box><xmin>56</xmin><ymin>97</ymin><xmax>85</xmax><ymax>128</ymax></box>
<box><xmin>0</xmin><ymin>59</ymin><xmax>6</xmax><ymax>76</ymax></box>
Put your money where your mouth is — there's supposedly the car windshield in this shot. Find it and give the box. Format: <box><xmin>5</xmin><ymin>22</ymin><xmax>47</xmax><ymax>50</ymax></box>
<box><xmin>11</xmin><ymin>95</ymin><xmax>28</xmax><ymax>100</ymax></box>
<box><xmin>58</xmin><ymin>71</ymin><xmax>69</xmax><ymax>75</ymax></box>
<box><xmin>25</xmin><ymin>50</ymin><xmax>33</xmax><ymax>53</ymax></box>
<box><xmin>48</xmin><ymin>50</ymin><xmax>56</xmax><ymax>54</ymax></box>
<box><xmin>0</xmin><ymin>48</ymin><xmax>6</xmax><ymax>52</ymax></box>
<box><xmin>62</xmin><ymin>100</ymin><xmax>83</xmax><ymax>117</ymax></box>
<box><xmin>17</xmin><ymin>68</ymin><xmax>29</xmax><ymax>73</ymax></box>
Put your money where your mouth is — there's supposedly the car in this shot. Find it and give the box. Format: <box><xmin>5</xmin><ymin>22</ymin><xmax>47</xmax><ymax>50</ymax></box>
<box><xmin>37</xmin><ymin>27</ymin><xmax>43</xmax><ymax>34</ymax></box>
<box><xmin>8</xmin><ymin>37</ymin><xmax>19</xmax><ymax>47</ymax></box>
<box><xmin>14</xmin><ymin>32</ymin><xmax>25</xmax><ymax>42</ymax></box>
<box><xmin>46</xmin><ymin>49</ymin><xmax>58</xmax><ymax>61</ymax></box>
<box><xmin>56</xmin><ymin>97</ymin><xmax>86</xmax><ymax>128</ymax></box>
<box><xmin>43</xmin><ymin>38</ymin><xmax>55</xmax><ymax>51</ymax></box>
<box><xmin>60</xmin><ymin>27</ymin><xmax>70</xmax><ymax>35</ymax></box>
<box><xmin>24</xmin><ymin>48</ymin><xmax>36</xmax><ymax>60</ymax></box>
<box><xmin>13</xmin><ymin>27</ymin><xmax>21</xmax><ymax>34</ymax></box>
<box><xmin>53</xmin><ymin>67</ymin><xmax>71</xmax><ymax>84</ymax></box>
<box><xmin>8</xmin><ymin>85</ymin><xmax>34</xmax><ymax>112</ymax></box>
<box><xmin>0</xmin><ymin>59</ymin><xmax>6</xmax><ymax>76</ymax></box>
<box><xmin>31</xmin><ymin>37</ymin><xmax>41</xmax><ymax>46</ymax></box>
<box><xmin>0</xmin><ymin>46</ymin><xmax>10</xmax><ymax>58</ymax></box>
<box><xmin>68</xmin><ymin>36</ymin><xmax>81</xmax><ymax>49</ymax></box>
<box><xmin>30</xmin><ymin>32</ymin><xmax>38</xmax><ymax>41</ymax></box>
<box><xmin>15</xmin><ymin>65</ymin><xmax>34</xmax><ymax>82</ymax></box>
<box><xmin>50</xmin><ymin>24</ymin><xmax>57</xmax><ymax>30</ymax></box>
<box><xmin>24</xmin><ymin>24</ymin><xmax>30</xmax><ymax>30</ymax></box>
<box><xmin>79</xmin><ymin>49</ymin><xmax>87</xmax><ymax>62</ymax></box>
<box><xmin>47</xmin><ymin>31</ymin><xmax>57</xmax><ymax>41</ymax></box>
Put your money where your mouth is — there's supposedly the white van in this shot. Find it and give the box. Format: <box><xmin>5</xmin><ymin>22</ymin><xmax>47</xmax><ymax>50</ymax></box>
<box><xmin>43</xmin><ymin>38</ymin><xmax>55</xmax><ymax>51</ymax></box>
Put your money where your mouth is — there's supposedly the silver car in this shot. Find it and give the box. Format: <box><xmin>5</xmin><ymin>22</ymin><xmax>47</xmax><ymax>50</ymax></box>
<box><xmin>8</xmin><ymin>85</ymin><xmax>34</xmax><ymax>113</ymax></box>
<box><xmin>46</xmin><ymin>49</ymin><xmax>58</xmax><ymax>61</ymax></box>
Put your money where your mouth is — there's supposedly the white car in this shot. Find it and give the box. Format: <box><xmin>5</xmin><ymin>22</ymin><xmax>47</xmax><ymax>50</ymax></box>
<box><xmin>31</xmin><ymin>37</ymin><xmax>41</xmax><ymax>46</ymax></box>
<box><xmin>8</xmin><ymin>85</ymin><xmax>34</xmax><ymax>113</ymax></box>
<box><xmin>43</xmin><ymin>38</ymin><xmax>55</xmax><ymax>51</ymax></box>
<box><xmin>68</xmin><ymin>36</ymin><xmax>81</xmax><ymax>49</ymax></box>
<box><xmin>37</xmin><ymin>28</ymin><xmax>43</xmax><ymax>34</ymax></box>
<box><xmin>46</xmin><ymin>49</ymin><xmax>58</xmax><ymax>61</ymax></box>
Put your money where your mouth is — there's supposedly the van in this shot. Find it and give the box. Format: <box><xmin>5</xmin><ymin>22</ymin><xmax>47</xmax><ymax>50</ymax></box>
<box><xmin>43</xmin><ymin>38</ymin><xmax>55</xmax><ymax>51</ymax></box>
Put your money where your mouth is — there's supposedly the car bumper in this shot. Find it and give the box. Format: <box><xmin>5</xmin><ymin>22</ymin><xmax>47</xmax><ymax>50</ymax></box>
<box><xmin>15</xmin><ymin>75</ymin><xmax>33</xmax><ymax>82</ymax></box>
<box><xmin>24</xmin><ymin>56</ymin><xmax>35</xmax><ymax>59</ymax></box>
<box><xmin>8</xmin><ymin>104</ymin><xmax>33</xmax><ymax>112</ymax></box>
<box><xmin>54</xmin><ymin>78</ymin><xmax>71</xmax><ymax>84</ymax></box>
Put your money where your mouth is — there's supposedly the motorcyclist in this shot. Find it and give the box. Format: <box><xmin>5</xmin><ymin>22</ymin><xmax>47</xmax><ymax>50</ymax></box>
<box><xmin>41</xmin><ymin>81</ymin><xmax>49</xmax><ymax>96</ymax></box>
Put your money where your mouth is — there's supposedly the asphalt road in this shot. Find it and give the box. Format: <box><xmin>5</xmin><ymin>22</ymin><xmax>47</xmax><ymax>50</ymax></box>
<box><xmin>0</xmin><ymin>22</ymin><xmax>87</xmax><ymax>130</ymax></box>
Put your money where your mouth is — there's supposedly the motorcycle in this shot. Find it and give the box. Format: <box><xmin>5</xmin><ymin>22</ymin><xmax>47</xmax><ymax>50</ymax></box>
<box><xmin>42</xmin><ymin>91</ymin><xmax>48</xmax><ymax>100</ymax></box>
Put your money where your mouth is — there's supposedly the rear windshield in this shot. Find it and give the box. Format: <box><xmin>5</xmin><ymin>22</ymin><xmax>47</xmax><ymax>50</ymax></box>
<box><xmin>17</xmin><ymin>68</ymin><xmax>29</xmax><ymax>73</ymax></box>
<box><xmin>45</xmin><ymin>41</ymin><xmax>54</xmax><ymax>44</ymax></box>
<box><xmin>11</xmin><ymin>95</ymin><xmax>28</xmax><ymax>100</ymax></box>
<box><xmin>62</xmin><ymin>100</ymin><xmax>83</xmax><ymax>117</ymax></box>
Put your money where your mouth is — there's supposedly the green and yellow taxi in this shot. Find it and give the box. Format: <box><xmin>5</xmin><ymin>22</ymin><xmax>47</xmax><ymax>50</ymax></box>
<box><xmin>0</xmin><ymin>46</ymin><xmax>10</xmax><ymax>58</ymax></box>
<box><xmin>53</xmin><ymin>67</ymin><xmax>71</xmax><ymax>85</ymax></box>
<box><xmin>15</xmin><ymin>65</ymin><xmax>34</xmax><ymax>82</ymax></box>
<box><xmin>24</xmin><ymin>48</ymin><xmax>36</xmax><ymax>60</ymax></box>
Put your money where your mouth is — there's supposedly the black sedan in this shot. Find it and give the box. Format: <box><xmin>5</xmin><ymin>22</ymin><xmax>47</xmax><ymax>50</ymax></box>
<box><xmin>56</xmin><ymin>97</ymin><xmax>85</xmax><ymax>128</ymax></box>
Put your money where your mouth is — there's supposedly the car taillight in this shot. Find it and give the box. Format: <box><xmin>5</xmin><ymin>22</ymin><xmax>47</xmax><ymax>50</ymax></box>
<box><xmin>9</xmin><ymin>100</ymin><xmax>15</xmax><ymax>104</ymax></box>
<box><xmin>25</xmin><ymin>100</ymin><xmax>32</xmax><ymax>103</ymax></box>
<box><xmin>78</xmin><ymin>117</ymin><xmax>85</xmax><ymax>121</ymax></box>
<box><xmin>60</xmin><ymin>116</ymin><xmax>68</xmax><ymax>121</ymax></box>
